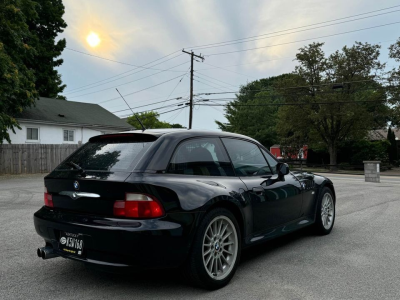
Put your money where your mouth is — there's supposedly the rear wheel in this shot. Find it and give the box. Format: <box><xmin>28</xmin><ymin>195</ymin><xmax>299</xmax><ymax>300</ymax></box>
<box><xmin>314</xmin><ymin>187</ymin><xmax>335</xmax><ymax>235</ymax></box>
<box><xmin>184</xmin><ymin>208</ymin><xmax>241</xmax><ymax>289</ymax></box>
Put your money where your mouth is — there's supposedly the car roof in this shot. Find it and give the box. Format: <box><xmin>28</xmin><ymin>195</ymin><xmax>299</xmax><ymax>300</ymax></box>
<box><xmin>119</xmin><ymin>129</ymin><xmax>258</xmax><ymax>142</ymax></box>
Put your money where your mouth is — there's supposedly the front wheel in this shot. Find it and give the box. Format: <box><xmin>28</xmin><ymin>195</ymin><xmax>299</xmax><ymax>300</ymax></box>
<box><xmin>183</xmin><ymin>208</ymin><xmax>241</xmax><ymax>290</ymax></box>
<box><xmin>314</xmin><ymin>187</ymin><xmax>335</xmax><ymax>235</ymax></box>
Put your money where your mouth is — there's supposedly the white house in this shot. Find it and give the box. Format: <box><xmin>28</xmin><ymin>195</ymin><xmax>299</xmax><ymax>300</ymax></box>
<box><xmin>7</xmin><ymin>97</ymin><xmax>133</xmax><ymax>144</ymax></box>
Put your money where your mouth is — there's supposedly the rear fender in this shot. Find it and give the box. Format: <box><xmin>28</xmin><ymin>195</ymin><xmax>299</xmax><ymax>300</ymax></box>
<box><xmin>125</xmin><ymin>173</ymin><xmax>252</xmax><ymax>241</ymax></box>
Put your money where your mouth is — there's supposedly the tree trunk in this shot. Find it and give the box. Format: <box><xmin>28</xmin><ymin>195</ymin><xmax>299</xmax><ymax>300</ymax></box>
<box><xmin>328</xmin><ymin>145</ymin><xmax>338</xmax><ymax>171</ymax></box>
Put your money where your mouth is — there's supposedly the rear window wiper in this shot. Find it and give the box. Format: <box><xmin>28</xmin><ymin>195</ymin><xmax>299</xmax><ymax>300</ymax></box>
<box><xmin>66</xmin><ymin>162</ymin><xmax>86</xmax><ymax>176</ymax></box>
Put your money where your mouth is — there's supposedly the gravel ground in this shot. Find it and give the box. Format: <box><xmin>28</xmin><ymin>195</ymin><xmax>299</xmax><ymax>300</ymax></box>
<box><xmin>1</xmin><ymin>173</ymin><xmax>400</xmax><ymax>300</ymax></box>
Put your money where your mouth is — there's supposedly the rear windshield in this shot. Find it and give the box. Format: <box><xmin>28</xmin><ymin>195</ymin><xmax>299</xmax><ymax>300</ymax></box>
<box><xmin>58</xmin><ymin>141</ymin><xmax>153</xmax><ymax>172</ymax></box>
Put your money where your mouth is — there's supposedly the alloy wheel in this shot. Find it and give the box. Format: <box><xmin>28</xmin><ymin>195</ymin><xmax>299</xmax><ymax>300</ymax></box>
<box><xmin>202</xmin><ymin>215</ymin><xmax>238</xmax><ymax>281</ymax></box>
<box><xmin>321</xmin><ymin>193</ymin><xmax>334</xmax><ymax>230</ymax></box>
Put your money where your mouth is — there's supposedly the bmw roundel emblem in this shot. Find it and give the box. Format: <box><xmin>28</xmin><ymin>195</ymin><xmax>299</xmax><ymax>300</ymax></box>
<box><xmin>73</xmin><ymin>181</ymin><xmax>80</xmax><ymax>190</ymax></box>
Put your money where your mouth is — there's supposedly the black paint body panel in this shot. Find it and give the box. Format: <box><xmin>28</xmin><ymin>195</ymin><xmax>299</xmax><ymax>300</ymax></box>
<box><xmin>34</xmin><ymin>129</ymin><xmax>335</xmax><ymax>270</ymax></box>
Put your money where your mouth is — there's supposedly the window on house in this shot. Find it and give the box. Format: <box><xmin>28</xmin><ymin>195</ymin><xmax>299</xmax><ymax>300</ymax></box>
<box><xmin>27</xmin><ymin>128</ymin><xmax>39</xmax><ymax>140</ymax></box>
<box><xmin>63</xmin><ymin>130</ymin><xmax>74</xmax><ymax>142</ymax></box>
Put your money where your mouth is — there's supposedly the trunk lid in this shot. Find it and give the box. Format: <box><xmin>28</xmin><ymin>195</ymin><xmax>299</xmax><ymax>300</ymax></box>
<box><xmin>45</xmin><ymin>133</ymin><xmax>157</xmax><ymax>216</ymax></box>
<box><xmin>45</xmin><ymin>171</ymin><xmax>133</xmax><ymax>216</ymax></box>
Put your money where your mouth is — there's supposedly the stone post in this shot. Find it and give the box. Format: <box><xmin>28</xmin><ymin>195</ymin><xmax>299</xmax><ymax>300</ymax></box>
<box><xmin>363</xmin><ymin>161</ymin><xmax>380</xmax><ymax>183</ymax></box>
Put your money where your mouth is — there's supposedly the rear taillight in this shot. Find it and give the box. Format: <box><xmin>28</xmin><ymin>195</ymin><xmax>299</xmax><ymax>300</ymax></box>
<box><xmin>44</xmin><ymin>187</ymin><xmax>53</xmax><ymax>208</ymax></box>
<box><xmin>113</xmin><ymin>193</ymin><xmax>164</xmax><ymax>218</ymax></box>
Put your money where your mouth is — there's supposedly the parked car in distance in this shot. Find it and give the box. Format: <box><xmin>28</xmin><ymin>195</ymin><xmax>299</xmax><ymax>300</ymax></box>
<box><xmin>34</xmin><ymin>129</ymin><xmax>336</xmax><ymax>289</ymax></box>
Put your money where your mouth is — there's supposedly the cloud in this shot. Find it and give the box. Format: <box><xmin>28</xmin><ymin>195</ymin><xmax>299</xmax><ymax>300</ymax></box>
<box><xmin>59</xmin><ymin>0</ymin><xmax>400</xmax><ymax>130</ymax></box>
<box><xmin>241</xmin><ymin>0</ymin><xmax>352</xmax><ymax>73</ymax></box>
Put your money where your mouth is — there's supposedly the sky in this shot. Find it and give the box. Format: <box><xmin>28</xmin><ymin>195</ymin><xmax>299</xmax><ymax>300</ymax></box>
<box><xmin>58</xmin><ymin>0</ymin><xmax>400</xmax><ymax>130</ymax></box>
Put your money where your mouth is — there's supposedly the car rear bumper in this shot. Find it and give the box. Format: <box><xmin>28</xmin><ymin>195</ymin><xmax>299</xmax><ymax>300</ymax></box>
<box><xmin>34</xmin><ymin>206</ymin><xmax>201</xmax><ymax>270</ymax></box>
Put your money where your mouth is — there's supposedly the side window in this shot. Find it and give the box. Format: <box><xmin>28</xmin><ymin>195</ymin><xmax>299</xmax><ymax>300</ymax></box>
<box><xmin>167</xmin><ymin>138</ymin><xmax>234</xmax><ymax>176</ymax></box>
<box><xmin>261</xmin><ymin>148</ymin><xmax>278</xmax><ymax>174</ymax></box>
<box><xmin>222</xmin><ymin>138</ymin><xmax>272</xmax><ymax>176</ymax></box>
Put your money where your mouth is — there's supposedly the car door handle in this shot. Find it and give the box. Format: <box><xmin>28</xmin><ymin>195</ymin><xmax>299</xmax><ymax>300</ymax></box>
<box><xmin>252</xmin><ymin>187</ymin><xmax>264</xmax><ymax>195</ymax></box>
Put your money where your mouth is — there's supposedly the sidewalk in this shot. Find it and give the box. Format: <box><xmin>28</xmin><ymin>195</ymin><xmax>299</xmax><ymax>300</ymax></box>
<box><xmin>293</xmin><ymin>167</ymin><xmax>400</xmax><ymax>176</ymax></box>
<box><xmin>382</xmin><ymin>167</ymin><xmax>400</xmax><ymax>176</ymax></box>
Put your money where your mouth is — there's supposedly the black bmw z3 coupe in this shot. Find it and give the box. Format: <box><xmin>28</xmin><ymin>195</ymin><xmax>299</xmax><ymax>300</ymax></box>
<box><xmin>34</xmin><ymin>129</ymin><xmax>335</xmax><ymax>289</ymax></box>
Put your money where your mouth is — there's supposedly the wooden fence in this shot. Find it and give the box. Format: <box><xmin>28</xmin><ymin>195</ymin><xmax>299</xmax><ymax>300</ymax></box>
<box><xmin>0</xmin><ymin>144</ymin><xmax>79</xmax><ymax>174</ymax></box>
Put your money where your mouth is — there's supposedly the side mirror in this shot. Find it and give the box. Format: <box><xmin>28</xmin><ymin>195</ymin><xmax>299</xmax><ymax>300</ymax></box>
<box><xmin>277</xmin><ymin>163</ymin><xmax>290</xmax><ymax>177</ymax></box>
<box><xmin>261</xmin><ymin>163</ymin><xmax>290</xmax><ymax>186</ymax></box>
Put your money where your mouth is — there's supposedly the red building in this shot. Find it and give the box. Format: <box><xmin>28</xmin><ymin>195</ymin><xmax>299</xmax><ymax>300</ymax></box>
<box><xmin>270</xmin><ymin>145</ymin><xmax>308</xmax><ymax>160</ymax></box>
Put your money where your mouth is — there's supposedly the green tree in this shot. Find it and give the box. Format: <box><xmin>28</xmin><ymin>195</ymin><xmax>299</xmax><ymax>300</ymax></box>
<box><xmin>0</xmin><ymin>0</ymin><xmax>39</xmax><ymax>143</ymax></box>
<box><xmin>216</xmin><ymin>75</ymin><xmax>291</xmax><ymax>147</ymax></box>
<box><xmin>26</xmin><ymin>0</ymin><xmax>67</xmax><ymax>99</ymax></box>
<box><xmin>387</xmin><ymin>127</ymin><xmax>398</xmax><ymax>162</ymax></box>
<box><xmin>388</xmin><ymin>38</ymin><xmax>400</xmax><ymax>126</ymax></box>
<box><xmin>170</xmin><ymin>123</ymin><xmax>185</xmax><ymax>128</ymax></box>
<box><xmin>276</xmin><ymin>42</ymin><xmax>388</xmax><ymax>169</ymax></box>
<box><xmin>127</xmin><ymin>111</ymin><xmax>185</xmax><ymax>129</ymax></box>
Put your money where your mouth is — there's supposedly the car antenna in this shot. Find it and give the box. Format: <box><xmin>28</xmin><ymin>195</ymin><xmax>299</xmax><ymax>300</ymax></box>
<box><xmin>116</xmin><ymin>88</ymin><xmax>146</xmax><ymax>132</ymax></box>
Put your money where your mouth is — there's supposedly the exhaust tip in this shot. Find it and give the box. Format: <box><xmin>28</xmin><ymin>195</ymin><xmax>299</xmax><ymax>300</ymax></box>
<box><xmin>38</xmin><ymin>246</ymin><xmax>59</xmax><ymax>260</ymax></box>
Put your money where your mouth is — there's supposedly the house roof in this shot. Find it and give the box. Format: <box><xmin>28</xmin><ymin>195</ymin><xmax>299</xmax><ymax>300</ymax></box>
<box><xmin>16</xmin><ymin>97</ymin><xmax>133</xmax><ymax>130</ymax></box>
<box><xmin>368</xmin><ymin>128</ymin><xmax>400</xmax><ymax>141</ymax></box>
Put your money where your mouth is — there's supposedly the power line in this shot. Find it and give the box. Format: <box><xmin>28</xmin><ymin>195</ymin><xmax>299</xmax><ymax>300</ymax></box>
<box><xmin>64</xmin><ymin>51</ymin><xmax>183</xmax><ymax>94</ymax></box>
<box><xmin>115</xmin><ymin>85</ymin><xmax>388</xmax><ymax>115</ymax></box>
<box><xmin>152</xmin><ymin>106</ymin><xmax>188</xmax><ymax>116</ymax></box>
<box><xmin>65</xmin><ymin>48</ymin><xmax>186</xmax><ymax>72</ymax></box>
<box><xmin>195</xmin><ymin>39</ymin><xmax>397</xmax><ymax>72</ymax></box>
<box><xmin>120</xmin><ymin>89</ymin><xmax>391</xmax><ymax>116</ymax></box>
<box><xmin>147</xmin><ymin>101</ymin><xmax>188</xmax><ymax>113</ymax></box>
<box><xmin>194</xmin><ymin>75</ymin><xmax>232</xmax><ymax>90</ymax></box>
<box><xmin>66</xmin><ymin>62</ymin><xmax>189</xmax><ymax>99</ymax></box>
<box><xmin>205</xmin><ymin>21</ymin><xmax>400</xmax><ymax>56</ymax></box>
<box><xmin>65</xmin><ymin>55</ymin><xmax>186</xmax><ymax>96</ymax></box>
<box><xmin>127</xmin><ymin>100</ymin><xmax>188</xmax><ymax>115</ymax></box>
<box><xmin>193</xmin><ymin>99</ymin><xmax>390</xmax><ymax>106</ymax></box>
<box><xmin>117</xmin><ymin>97</ymin><xmax>391</xmax><ymax>119</ymax></box>
<box><xmin>193</xmin><ymin>78</ymin><xmax>227</xmax><ymax>92</ymax></box>
<box><xmin>200</xmin><ymin>61</ymin><xmax>257</xmax><ymax>79</ymax></box>
<box><xmin>194</xmin><ymin>71</ymin><xmax>240</xmax><ymax>88</ymax></box>
<box><xmin>119</xmin><ymin>106</ymin><xmax>188</xmax><ymax>118</ymax></box>
<box><xmin>191</xmin><ymin>39</ymin><xmax>398</xmax><ymax>82</ymax></box>
<box><xmin>165</xmin><ymin>104</ymin><xmax>186</xmax><ymax>122</ymax></box>
<box><xmin>112</xmin><ymin>96</ymin><xmax>189</xmax><ymax>113</ymax></box>
<box><xmin>157</xmin><ymin>70</ymin><xmax>189</xmax><ymax>111</ymax></box>
<box><xmin>195</xmin><ymin>78</ymin><xmax>392</xmax><ymax>95</ymax></box>
<box><xmin>187</xmin><ymin>5</ymin><xmax>400</xmax><ymax>50</ymax></box>
<box><xmin>187</xmin><ymin>8</ymin><xmax>400</xmax><ymax>51</ymax></box>
<box><xmin>134</xmin><ymin>98</ymin><xmax>209</xmax><ymax>115</ymax></box>
<box><xmin>106</xmin><ymin>86</ymin><xmax>236</xmax><ymax>112</ymax></box>
<box><xmin>99</xmin><ymin>73</ymin><xmax>187</xmax><ymax>104</ymax></box>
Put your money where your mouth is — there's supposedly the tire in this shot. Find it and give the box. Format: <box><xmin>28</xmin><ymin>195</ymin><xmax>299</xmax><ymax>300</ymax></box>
<box><xmin>314</xmin><ymin>187</ymin><xmax>335</xmax><ymax>235</ymax></box>
<box><xmin>183</xmin><ymin>208</ymin><xmax>241</xmax><ymax>290</ymax></box>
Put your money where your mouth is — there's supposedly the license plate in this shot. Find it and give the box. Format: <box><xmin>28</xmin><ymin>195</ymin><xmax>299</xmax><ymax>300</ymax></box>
<box><xmin>59</xmin><ymin>232</ymin><xmax>84</xmax><ymax>256</ymax></box>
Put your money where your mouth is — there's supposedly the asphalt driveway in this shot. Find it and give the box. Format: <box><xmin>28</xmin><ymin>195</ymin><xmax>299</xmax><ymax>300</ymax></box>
<box><xmin>1</xmin><ymin>173</ymin><xmax>399</xmax><ymax>300</ymax></box>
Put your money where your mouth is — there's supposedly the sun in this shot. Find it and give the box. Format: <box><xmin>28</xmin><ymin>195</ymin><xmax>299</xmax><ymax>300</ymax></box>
<box><xmin>86</xmin><ymin>32</ymin><xmax>101</xmax><ymax>47</ymax></box>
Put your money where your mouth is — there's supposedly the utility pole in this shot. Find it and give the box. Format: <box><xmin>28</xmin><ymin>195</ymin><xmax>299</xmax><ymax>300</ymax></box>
<box><xmin>182</xmin><ymin>49</ymin><xmax>204</xmax><ymax>129</ymax></box>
